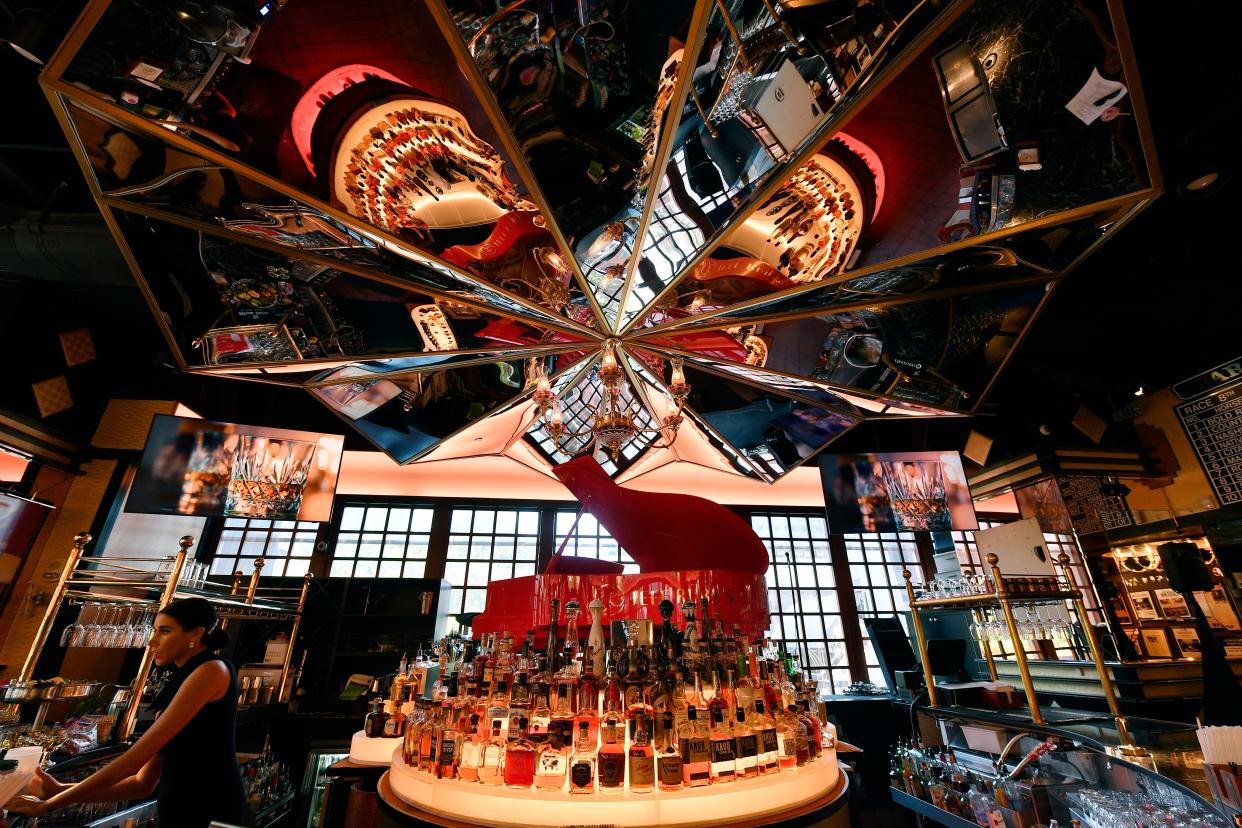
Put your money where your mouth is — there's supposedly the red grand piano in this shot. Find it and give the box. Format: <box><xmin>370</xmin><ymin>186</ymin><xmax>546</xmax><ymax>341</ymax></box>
<box><xmin>471</xmin><ymin>456</ymin><xmax>771</xmax><ymax>638</ymax></box>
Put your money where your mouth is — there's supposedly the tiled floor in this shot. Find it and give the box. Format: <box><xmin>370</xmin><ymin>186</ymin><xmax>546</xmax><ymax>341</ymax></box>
<box><xmin>841</xmin><ymin>46</ymin><xmax>965</xmax><ymax>270</ymax></box>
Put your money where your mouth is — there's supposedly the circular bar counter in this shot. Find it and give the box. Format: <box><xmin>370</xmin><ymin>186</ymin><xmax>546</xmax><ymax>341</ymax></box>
<box><xmin>377</xmin><ymin>749</ymin><xmax>850</xmax><ymax>828</ymax></box>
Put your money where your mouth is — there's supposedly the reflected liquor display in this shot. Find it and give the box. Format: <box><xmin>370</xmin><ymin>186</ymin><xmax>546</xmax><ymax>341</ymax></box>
<box><xmin>127</xmin><ymin>415</ymin><xmax>344</xmax><ymax>521</ymax></box>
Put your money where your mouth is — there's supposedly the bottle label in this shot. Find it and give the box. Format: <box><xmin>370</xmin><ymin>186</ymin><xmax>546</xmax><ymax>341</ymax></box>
<box><xmin>629</xmin><ymin>753</ymin><xmax>655</xmax><ymax>786</ymax></box>
<box><xmin>502</xmin><ymin>750</ymin><xmax>535</xmax><ymax>786</ymax></box>
<box><xmin>738</xmin><ymin>734</ymin><xmax>758</xmax><ymax>758</ymax></box>
<box><xmin>681</xmin><ymin>736</ymin><xmax>710</xmax><ymax>764</ymax></box>
<box><xmin>382</xmin><ymin>717</ymin><xmax>399</xmax><ymax>737</ymax></box>
<box><xmin>537</xmin><ymin>750</ymin><xmax>563</xmax><ymax>775</ymax></box>
<box><xmin>624</xmin><ymin>686</ymin><xmax>642</xmax><ymax>708</ymax></box>
<box><xmin>548</xmin><ymin>719</ymin><xmax>574</xmax><ymax>746</ymax></box>
<box><xmin>599</xmin><ymin>753</ymin><xmax>624</xmax><ymax>787</ymax></box>
<box><xmin>760</xmin><ymin>728</ymin><xmax>778</xmax><ymax>754</ymax></box>
<box><xmin>658</xmin><ymin>755</ymin><xmax>683</xmax><ymax>786</ymax></box>
<box><xmin>438</xmin><ymin>737</ymin><xmax>456</xmax><ymax>765</ymax></box>
<box><xmin>711</xmin><ymin>738</ymin><xmax>737</xmax><ymax>763</ymax></box>
<box><xmin>570</xmin><ymin>760</ymin><xmax>593</xmax><ymax>788</ymax></box>
<box><xmin>988</xmin><ymin>811</ymin><xmax>1006</xmax><ymax>828</ymax></box>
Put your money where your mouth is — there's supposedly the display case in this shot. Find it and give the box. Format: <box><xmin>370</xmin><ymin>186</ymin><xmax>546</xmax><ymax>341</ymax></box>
<box><xmin>894</xmin><ymin>704</ymin><xmax>1231</xmax><ymax>828</ymax></box>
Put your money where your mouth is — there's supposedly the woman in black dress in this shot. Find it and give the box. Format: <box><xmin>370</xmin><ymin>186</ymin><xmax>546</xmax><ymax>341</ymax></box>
<box><xmin>10</xmin><ymin>598</ymin><xmax>248</xmax><ymax>827</ymax></box>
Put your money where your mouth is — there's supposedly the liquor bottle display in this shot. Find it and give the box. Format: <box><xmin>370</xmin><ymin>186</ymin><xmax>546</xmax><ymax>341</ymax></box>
<box><xmin>385</xmin><ymin>600</ymin><xmax>836</xmax><ymax>800</ymax></box>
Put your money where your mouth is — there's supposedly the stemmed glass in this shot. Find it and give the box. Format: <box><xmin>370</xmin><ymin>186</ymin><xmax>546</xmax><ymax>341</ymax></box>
<box><xmin>107</xmin><ymin>606</ymin><xmax>137</xmax><ymax>648</ymax></box>
<box><xmin>59</xmin><ymin>603</ymin><xmax>86</xmax><ymax>647</ymax></box>
<box><xmin>129</xmin><ymin>607</ymin><xmax>154</xmax><ymax>648</ymax></box>
<box><xmin>81</xmin><ymin>604</ymin><xmax>108</xmax><ymax>648</ymax></box>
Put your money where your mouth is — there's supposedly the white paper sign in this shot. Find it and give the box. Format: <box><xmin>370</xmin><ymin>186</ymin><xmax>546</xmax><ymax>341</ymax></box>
<box><xmin>1065</xmin><ymin>68</ymin><xmax>1128</xmax><ymax>125</ymax></box>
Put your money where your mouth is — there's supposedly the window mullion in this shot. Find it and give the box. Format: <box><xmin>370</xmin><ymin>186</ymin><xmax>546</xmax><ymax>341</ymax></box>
<box><xmin>829</xmin><ymin>534</ymin><xmax>867</xmax><ymax>683</ymax></box>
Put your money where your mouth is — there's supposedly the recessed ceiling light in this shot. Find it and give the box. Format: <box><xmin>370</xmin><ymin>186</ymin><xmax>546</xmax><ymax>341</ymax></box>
<box><xmin>1186</xmin><ymin>172</ymin><xmax>1219</xmax><ymax>191</ymax></box>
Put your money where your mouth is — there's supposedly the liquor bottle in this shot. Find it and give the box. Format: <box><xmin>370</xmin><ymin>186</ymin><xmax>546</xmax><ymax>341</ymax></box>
<box><xmin>402</xmin><ymin>700</ymin><xmax>427</xmax><ymax>765</ymax></box>
<box><xmin>530</xmin><ymin>654</ymin><xmax>552</xmax><ymax>708</ymax></box>
<box><xmin>734</xmin><ymin>706</ymin><xmax>758</xmax><ymax>779</ymax></box>
<box><xmin>554</xmin><ymin>645</ymin><xmax>579</xmax><ymax>709</ymax></box>
<box><xmin>682</xmin><ymin>600</ymin><xmax>700</xmax><ymax>654</ymax></box>
<box><xmin>709</xmin><ymin>706</ymin><xmax>737</xmax><ymax>784</ymax></box>
<box><xmin>678</xmin><ymin>706</ymin><xmax>711</xmax><ymax>787</ymax></box>
<box><xmin>797</xmin><ymin>700</ymin><xmax>821</xmax><ymax>760</ymax></box>
<box><xmin>528</xmin><ymin>686</ymin><xmax>551</xmax><ymax>745</ymax></box>
<box><xmin>364</xmin><ymin>698</ymin><xmax>388</xmax><ymax>738</ymax></box>
<box><xmin>534</xmin><ymin>731</ymin><xmax>569</xmax><ymax>790</ymax></box>
<box><xmin>587</xmin><ymin>599</ymin><xmax>606</xmax><ymax>678</ymax></box>
<box><xmin>656</xmin><ymin>711</ymin><xmax>683</xmax><ymax>791</ymax></box>
<box><xmin>549</xmin><ymin>683</ymin><xmax>575</xmax><ymax>747</ymax></box>
<box><xmin>603</xmin><ymin>662</ymin><xmax>623</xmax><ymax>716</ymax></box>
<box><xmin>507</xmin><ymin>673</ymin><xmax>531</xmax><ymax>737</ymax></box>
<box><xmin>622</xmin><ymin>641</ymin><xmax>647</xmax><ymax>717</ymax></box>
<box><xmin>735</xmin><ymin>643</ymin><xmax>758</xmax><ymax>714</ymax></box>
<box><xmin>576</xmin><ymin>645</ymin><xmax>601</xmax><ymax>715</ymax></box>
<box><xmin>753</xmin><ymin>700</ymin><xmax>779</xmax><ymax>774</ymax></box>
<box><xmin>670</xmin><ymin>667</ymin><xmax>690</xmax><ymax>734</ymax></box>
<box><xmin>786</xmin><ymin>705</ymin><xmax>809</xmax><ymax>766</ymax></box>
<box><xmin>458</xmin><ymin>715</ymin><xmax>483</xmax><ymax>782</ymax></box>
<box><xmin>478</xmin><ymin>719</ymin><xmax>506</xmax><ymax>785</ymax></box>
<box><xmin>503</xmin><ymin>716</ymin><xmax>536</xmax><ymax>788</ymax></box>
<box><xmin>419</xmin><ymin>702</ymin><xmax>442</xmax><ymax>772</ymax></box>
<box><xmin>563</xmin><ymin>599</ymin><xmax>582</xmax><ymax>667</ymax></box>
<box><xmin>545</xmin><ymin>598</ymin><xmax>560</xmax><ymax>672</ymax></box>
<box><xmin>628</xmin><ymin>713</ymin><xmax>656</xmax><ymax>793</ymax></box>
<box><xmin>568</xmin><ymin>719</ymin><xmax>596</xmax><ymax>795</ymax></box>
<box><xmin>485</xmin><ymin>679</ymin><xmax>511</xmax><ymax>742</ymax></box>
<box><xmin>598</xmin><ymin>707</ymin><xmax>626</xmax><ymax>792</ymax></box>
<box><xmin>437</xmin><ymin>703</ymin><xmax>461</xmax><ymax>779</ymax></box>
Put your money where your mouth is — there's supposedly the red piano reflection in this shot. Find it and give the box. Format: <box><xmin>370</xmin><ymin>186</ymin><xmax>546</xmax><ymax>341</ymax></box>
<box><xmin>471</xmin><ymin>456</ymin><xmax>771</xmax><ymax>638</ymax></box>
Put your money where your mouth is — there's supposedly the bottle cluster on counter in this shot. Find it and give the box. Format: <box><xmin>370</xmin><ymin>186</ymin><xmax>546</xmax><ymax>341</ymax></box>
<box><xmin>890</xmin><ymin>739</ymin><xmax>1231</xmax><ymax>828</ymax></box>
<box><xmin>240</xmin><ymin>748</ymin><xmax>294</xmax><ymax>813</ymax></box>
<box><xmin>366</xmin><ymin>597</ymin><xmax>835</xmax><ymax>795</ymax></box>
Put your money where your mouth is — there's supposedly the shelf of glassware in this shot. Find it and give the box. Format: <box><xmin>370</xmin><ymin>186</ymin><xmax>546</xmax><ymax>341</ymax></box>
<box><xmin>385</xmin><ymin>748</ymin><xmax>842</xmax><ymax>828</ymax></box>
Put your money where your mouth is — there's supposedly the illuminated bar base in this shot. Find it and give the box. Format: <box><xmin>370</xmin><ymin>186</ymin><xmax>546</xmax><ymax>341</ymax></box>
<box><xmin>383</xmin><ymin>747</ymin><xmax>844</xmax><ymax>828</ymax></box>
<box><xmin>349</xmin><ymin>732</ymin><xmax>400</xmax><ymax>766</ymax></box>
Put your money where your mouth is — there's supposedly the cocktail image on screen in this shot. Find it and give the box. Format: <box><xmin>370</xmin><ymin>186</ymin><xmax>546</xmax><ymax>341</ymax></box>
<box><xmin>819</xmin><ymin>451</ymin><xmax>977</xmax><ymax>532</ymax></box>
<box><xmin>128</xmin><ymin>415</ymin><xmax>344</xmax><ymax>521</ymax></box>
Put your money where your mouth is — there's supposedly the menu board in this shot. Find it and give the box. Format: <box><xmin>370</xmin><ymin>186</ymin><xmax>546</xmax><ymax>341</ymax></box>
<box><xmin>1176</xmin><ymin>381</ymin><xmax>1242</xmax><ymax>506</ymax></box>
<box><xmin>1055</xmin><ymin>475</ymin><xmax>1134</xmax><ymax>535</ymax></box>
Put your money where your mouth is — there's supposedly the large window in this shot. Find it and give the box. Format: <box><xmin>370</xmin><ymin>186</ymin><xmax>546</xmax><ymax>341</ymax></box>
<box><xmin>750</xmin><ymin>512</ymin><xmax>853</xmax><ymax>694</ymax></box>
<box><xmin>847</xmin><ymin>531</ymin><xmax>923</xmax><ymax>687</ymax></box>
<box><xmin>211</xmin><ymin>518</ymin><xmax>317</xmax><ymax>578</ymax></box>
<box><xmin>444</xmin><ymin>507</ymin><xmax>540</xmax><ymax>615</ymax></box>
<box><xmin>553</xmin><ymin>510</ymin><xmax>637</xmax><ymax>572</ymax></box>
<box><xmin>331</xmin><ymin>504</ymin><xmax>436</xmax><ymax>578</ymax></box>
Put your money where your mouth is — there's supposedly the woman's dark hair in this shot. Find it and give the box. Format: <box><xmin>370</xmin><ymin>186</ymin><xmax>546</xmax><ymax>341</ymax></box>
<box><xmin>158</xmin><ymin>597</ymin><xmax>229</xmax><ymax>651</ymax></box>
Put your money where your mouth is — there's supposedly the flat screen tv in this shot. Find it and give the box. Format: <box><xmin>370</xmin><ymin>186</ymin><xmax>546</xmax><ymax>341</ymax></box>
<box><xmin>127</xmin><ymin>415</ymin><xmax>344</xmax><ymax>521</ymax></box>
<box><xmin>819</xmin><ymin>450</ymin><xmax>977</xmax><ymax>533</ymax></box>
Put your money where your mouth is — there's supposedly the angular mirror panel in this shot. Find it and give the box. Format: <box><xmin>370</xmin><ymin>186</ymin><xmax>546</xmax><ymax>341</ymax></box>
<box><xmin>310</xmin><ymin>357</ymin><xmax>535</xmax><ymax>464</ymax></box>
<box><xmin>658</xmin><ymin>281</ymin><xmax>1050</xmax><ymax>411</ymax></box>
<box><xmin>434</xmin><ymin>0</ymin><xmax>703</xmax><ymax>294</ymax></box>
<box><xmin>110</xmin><ymin>209</ymin><xmax>585</xmax><ymax>372</ymax></box>
<box><xmin>636</xmin><ymin>201</ymin><xmax>1135</xmax><ymax>330</ymax></box>
<box><xmin>670</xmin><ymin>361</ymin><xmax>859</xmax><ymax>482</ymax></box>
<box><xmin>619</xmin><ymin>0</ymin><xmax>1153</xmax><ymax>329</ymax></box>
<box><xmin>68</xmin><ymin>101</ymin><xmax>591</xmax><ymax>331</ymax></box>
<box><xmin>56</xmin><ymin>0</ymin><xmax>596</xmax><ymax>323</ymax></box>
<box><xmin>612</xmin><ymin>0</ymin><xmax>970</xmax><ymax>331</ymax></box>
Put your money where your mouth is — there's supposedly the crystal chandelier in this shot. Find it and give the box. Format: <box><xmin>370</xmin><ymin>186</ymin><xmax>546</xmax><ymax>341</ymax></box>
<box><xmin>528</xmin><ymin>342</ymin><xmax>691</xmax><ymax>461</ymax></box>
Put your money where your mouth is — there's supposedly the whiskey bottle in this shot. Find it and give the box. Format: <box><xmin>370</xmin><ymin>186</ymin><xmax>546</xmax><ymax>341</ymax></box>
<box><xmin>458</xmin><ymin>714</ymin><xmax>483</xmax><ymax>782</ymax></box>
<box><xmin>709</xmin><ymin>706</ymin><xmax>737</xmax><ymax>784</ymax></box>
<box><xmin>528</xmin><ymin>686</ymin><xmax>552</xmax><ymax>745</ymax></box>
<box><xmin>503</xmin><ymin>717</ymin><xmax>536</xmax><ymax>789</ymax></box>
<box><xmin>656</xmin><ymin>711</ymin><xmax>683</xmax><ymax>791</ymax></box>
<box><xmin>533</xmin><ymin>731</ymin><xmax>569</xmax><ymax>790</ymax></box>
<box><xmin>628</xmin><ymin>713</ymin><xmax>656</xmax><ymax>793</ymax></box>
<box><xmin>734</xmin><ymin>707</ymin><xmax>758</xmax><ymax>779</ymax></box>
<box><xmin>786</xmin><ymin>705</ymin><xmax>810</xmax><ymax>766</ymax></box>
<box><xmin>548</xmin><ymin>683</ymin><xmax>575</xmax><ymax>748</ymax></box>
<box><xmin>364</xmin><ymin>697</ymin><xmax>388</xmax><ymax>739</ymax></box>
<box><xmin>478</xmin><ymin>719</ymin><xmax>506</xmax><ymax>785</ymax></box>
<box><xmin>568</xmin><ymin>719</ymin><xmax>596</xmax><ymax>795</ymax></box>
<box><xmin>598</xmin><ymin>708</ymin><xmax>626</xmax><ymax>793</ymax></box>
<box><xmin>753</xmin><ymin>700</ymin><xmax>779</xmax><ymax>774</ymax></box>
<box><xmin>485</xmin><ymin>679</ymin><xmax>511</xmax><ymax>742</ymax></box>
<box><xmin>437</xmin><ymin>704</ymin><xmax>461</xmax><ymax>779</ymax></box>
<box><xmin>678</xmin><ymin>706</ymin><xmax>711</xmax><ymax>787</ymax></box>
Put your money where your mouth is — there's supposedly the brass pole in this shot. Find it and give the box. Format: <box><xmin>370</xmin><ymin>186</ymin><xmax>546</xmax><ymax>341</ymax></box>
<box><xmin>19</xmin><ymin>532</ymin><xmax>91</xmax><ymax>681</ymax></box>
<box><xmin>1057</xmin><ymin>552</ymin><xmax>1139</xmax><ymax>752</ymax></box>
<box><xmin>277</xmin><ymin>573</ymin><xmax>313</xmax><ymax>703</ymax></box>
<box><xmin>756</xmin><ymin>0</ymin><xmax>806</xmax><ymax>54</ymax></box>
<box><xmin>713</xmin><ymin>0</ymin><xmax>751</xmax><ymax>70</ymax></box>
<box><xmin>990</xmin><ymin>553</ymin><xmax>1044</xmax><ymax>725</ymax></box>
<box><xmin>689</xmin><ymin>84</ymin><xmax>719</xmax><ymax>138</ymax></box>
<box><xmin>903</xmin><ymin>569</ymin><xmax>937</xmax><ymax>708</ymax></box>
<box><xmin>220</xmin><ymin>570</ymin><xmax>244</xmax><ymax>633</ymax></box>
<box><xmin>245</xmin><ymin>557</ymin><xmax>266</xmax><ymax>604</ymax></box>
<box><xmin>119</xmin><ymin>535</ymin><xmax>194</xmax><ymax>742</ymax></box>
